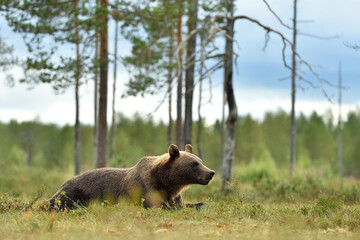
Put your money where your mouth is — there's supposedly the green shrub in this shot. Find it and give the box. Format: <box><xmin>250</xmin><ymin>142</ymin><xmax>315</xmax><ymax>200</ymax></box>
<box><xmin>243</xmin><ymin>147</ymin><xmax>278</xmax><ymax>182</ymax></box>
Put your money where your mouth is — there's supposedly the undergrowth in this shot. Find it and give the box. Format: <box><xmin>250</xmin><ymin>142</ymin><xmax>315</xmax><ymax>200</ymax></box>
<box><xmin>0</xmin><ymin>185</ymin><xmax>46</xmax><ymax>213</ymax></box>
<box><xmin>1</xmin><ymin>167</ymin><xmax>360</xmax><ymax>239</ymax></box>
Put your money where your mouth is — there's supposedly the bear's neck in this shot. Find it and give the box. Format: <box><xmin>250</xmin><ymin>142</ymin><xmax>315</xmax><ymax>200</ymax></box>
<box><xmin>151</xmin><ymin>162</ymin><xmax>186</xmax><ymax>199</ymax></box>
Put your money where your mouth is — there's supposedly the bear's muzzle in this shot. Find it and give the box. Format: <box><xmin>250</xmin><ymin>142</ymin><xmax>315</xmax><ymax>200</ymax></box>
<box><xmin>199</xmin><ymin>170</ymin><xmax>215</xmax><ymax>185</ymax></box>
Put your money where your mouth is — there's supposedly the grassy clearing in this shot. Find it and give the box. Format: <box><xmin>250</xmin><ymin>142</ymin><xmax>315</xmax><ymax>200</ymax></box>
<box><xmin>1</xmin><ymin>200</ymin><xmax>359</xmax><ymax>240</ymax></box>
<box><xmin>1</xmin><ymin>167</ymin><xmax>360</xmax><ymax>239</ymax></box>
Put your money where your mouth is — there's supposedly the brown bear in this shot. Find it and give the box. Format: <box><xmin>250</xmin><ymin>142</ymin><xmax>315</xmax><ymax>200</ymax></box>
<box><xmin>49</xmin><ymin>144</ymin><xmax>215</xmax><ymax>210</ymax></box>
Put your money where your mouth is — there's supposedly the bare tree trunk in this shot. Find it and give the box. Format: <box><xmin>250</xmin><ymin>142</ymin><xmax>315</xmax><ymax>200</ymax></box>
<box><xmin>93</xmin><ymin>0</ymin><xmax>99</xmax><ymax>168</ymax></box>
<box><xmin>196</xmin><ymin>33</ymin><xmax>206</xmax><ymax>160</ymax></box>
<box><xmin>109</xmin><ymin>17</ymin><xmax>118</xmax><ymax>167</ymax></box>
<box><xmin>290</xmin><ymin>0</ymin><xmax>297</xmax><ymax>177</ymax></box>
<box><xmin>338</xmin><ymin>61</ymin><xmax>343</xmax><ymax>178</ymax></box>
<box><xmin>97</xmin><ymin>0</ymin><xmax>108</xmax><ymax>168</ymax></box>
<box><xmin>74</xmin><ymin>0</ymin><xmax>81</xmax><ymax>175</ymax></box>
<box><xmin>221</xmin><ymin>0</ymin><xmax>237</xmax><ymax>189</ymax></box>
<box><xmin>167</xmin><ymin>31</ymin><xmax>174</xmax><ymax>146</ymax></box>
<box><xmin>184</xmin><ymin>0</ymin><xmax>198</xmax><ymax>146</ymax></box>
<box><xmin>196</xmin><ymin>65</ymin><xmax>203</xmax><ymax>159</ymax></box>
<box><xmin>176</xmin><ymin>5</ymin><xmax>183</xmax><ymax>150</ymax></box>
<box><xmin>93</xmin><ymin>27</ymin><xmax>99</xmax><ymax>168</ymax></box>
<box><xmin>197</xmin><ymin>79</ymin><xmax>203</xmax><ymax>159</ymax></box>
<box><xmin>220</xmin><ymin>74</ymin><xmax>226</xmax><ymax>163</ymax></box>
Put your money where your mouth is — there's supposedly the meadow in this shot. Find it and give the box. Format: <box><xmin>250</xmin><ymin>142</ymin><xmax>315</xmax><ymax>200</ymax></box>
<box><xmin>1</xmin><ymin>165</ymin><xmax>360</xmax><ymax>240</ymax></box>
<box><xmin>1</xmin><ymin>112</ymin><xmax>360</xmax><ymax>239</ymax></box>
<box><xmin>2</xmin><ymin>0</ymin><xmax>360</xmax><ymax>238</ymax></box>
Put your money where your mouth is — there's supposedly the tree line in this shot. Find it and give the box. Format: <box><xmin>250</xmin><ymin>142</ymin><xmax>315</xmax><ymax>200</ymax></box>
<box><xmin>0</xmin><ymin>0</ymin><xmax>341</xmax><ymax>186</ymax></box>
<box><xmin>1</xmin><ymin>110</ymin><xmax>359</xmax><ymax>177</ymax></box>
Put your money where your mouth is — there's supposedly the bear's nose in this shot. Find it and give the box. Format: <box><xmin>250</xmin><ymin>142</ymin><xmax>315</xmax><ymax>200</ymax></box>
<box><xmin>209</xmin><ymin>171</ymin><xmax>215</xmax><ymax>177</ymax></box>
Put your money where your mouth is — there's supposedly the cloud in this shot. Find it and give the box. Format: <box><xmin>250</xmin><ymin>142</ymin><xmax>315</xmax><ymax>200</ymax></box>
<box><xmin>0</xmin><ymin>0</ymin><xmax>359</xmax><ymax>126</ymax></box>
<box><xmin>0</xmin><ymin>70</ymin><xmax>356</xmax><ymax>126</ymax></box>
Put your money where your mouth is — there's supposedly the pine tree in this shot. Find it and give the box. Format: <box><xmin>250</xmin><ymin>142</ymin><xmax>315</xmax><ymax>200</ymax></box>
<box><xmin>5</xmin><ymin>0</ymin><xmax>98</xmax><ymax>174</ymax></box>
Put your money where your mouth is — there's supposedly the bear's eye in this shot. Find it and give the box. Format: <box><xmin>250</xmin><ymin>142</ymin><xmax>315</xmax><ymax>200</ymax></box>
<box><xmin>192</xmin><ymin>162</ymin><xmax>199</xmax><ymax>168</ymax></box>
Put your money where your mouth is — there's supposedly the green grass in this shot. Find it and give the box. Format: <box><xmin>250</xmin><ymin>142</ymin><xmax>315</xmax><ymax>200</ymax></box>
<box><xmin>1</xmin><ymin>166</ymin><xmax>360</xmax><ymax>239</ymax></box>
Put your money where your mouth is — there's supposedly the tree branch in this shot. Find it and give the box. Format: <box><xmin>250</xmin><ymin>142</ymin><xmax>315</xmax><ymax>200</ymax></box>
<box><xmin>229</xmin><ymin>15</ymin><xmax>335</xmax><ymax>101</ymax></box>
<box><xmin>297</xmin><ymin>31</ymin><xmax>340</xmax><ymax>40</ymax></box>
<box><xmin>261</xmin><ymin>0</ymin><xmax>292</xmax><ymax>29</ymax></box>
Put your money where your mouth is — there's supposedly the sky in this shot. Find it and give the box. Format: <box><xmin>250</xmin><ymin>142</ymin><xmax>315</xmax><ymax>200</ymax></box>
<box><xmin>0</xmin><ymin>0</ymin><xmax>359</xmax><ymax>126</ymax></box>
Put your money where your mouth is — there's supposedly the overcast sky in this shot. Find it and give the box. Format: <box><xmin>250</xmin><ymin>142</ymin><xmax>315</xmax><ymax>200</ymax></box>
<box><xmin>0</xmin><ymin>0</ymin><xmax>359</xmax><ymax>126</ymax></box>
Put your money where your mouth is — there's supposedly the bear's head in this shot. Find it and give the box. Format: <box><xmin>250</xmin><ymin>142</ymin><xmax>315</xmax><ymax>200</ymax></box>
<box><xmin>168</xmin><ymin>144</ymin><xmax>215</xmax><ymax>185</ymax></box>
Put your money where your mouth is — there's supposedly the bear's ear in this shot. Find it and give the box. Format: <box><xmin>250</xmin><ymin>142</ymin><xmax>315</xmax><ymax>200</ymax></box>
<box><xmin>168</xmin><ymin>144</ymin><xmax>180</xmax><ymax>160</ymax></box>
<box><xmin>185</xmin><ymin>144</ymin><xmax>193</xmax><ymax>153</ymax></box>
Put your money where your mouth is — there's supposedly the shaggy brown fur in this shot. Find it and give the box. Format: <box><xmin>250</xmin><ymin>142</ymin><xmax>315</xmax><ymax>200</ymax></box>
<box><xmin>49</xmin><ymin>144</ymin><xmax>215</xmax><ymax>210</ymax></box>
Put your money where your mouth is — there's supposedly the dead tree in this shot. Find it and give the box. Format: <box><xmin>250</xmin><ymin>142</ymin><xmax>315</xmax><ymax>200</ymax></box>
<box><xmin>290</xmin><ymin>0</ymin><xmax>297</xmax><ymax>177</ymax></box>
<box><xmin>172</xmin><ymin>1</ymin><xmax>333</xmax><ymax>186</ymax></box>
<box><xmin>221</xmin><ymin>0</ymin><xmax>237</xmax><ymax>189</ymax></box>
<box><xmin>262</xmin><ymin>0</ymin><xmax>338</xmax><ymax>177</ymax></box>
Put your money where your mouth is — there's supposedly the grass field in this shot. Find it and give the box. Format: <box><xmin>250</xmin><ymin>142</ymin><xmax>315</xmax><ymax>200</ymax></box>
<box><xmin>1</xmin><ymin>166</ymin><xmax>360</xmax><ymax>240</ymax></box>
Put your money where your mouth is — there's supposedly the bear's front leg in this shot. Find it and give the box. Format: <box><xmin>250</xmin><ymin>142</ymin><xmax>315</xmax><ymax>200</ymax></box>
<box><xmin>173</xmin><ymin>194</ymin><xmax>184</xmax><ymax>209</ymax></box>
<box><xmin>159</xmin><ymin>195</ymin><xmax>182</xmax><ymax>210</ymax></box>
<box><xmin>170</xmin><ymin>194</ymin><xmax>206</xmax><ymax>210</ymax></box>
<box><xmin>185</xmin><ymin>202</ymin><xmax>206</xmax><ymax>210</ymax></box>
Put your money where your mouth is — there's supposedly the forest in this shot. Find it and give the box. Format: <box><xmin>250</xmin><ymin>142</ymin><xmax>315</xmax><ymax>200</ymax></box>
<box><xmin>1</xmin><ymin>110</ymin><xmax>360</xmax><ymax>178</ymax></box>
<box><xmin>1</xmin><ymin>0</ymin><xmax>360</xmax><ymax>239</ymax></box>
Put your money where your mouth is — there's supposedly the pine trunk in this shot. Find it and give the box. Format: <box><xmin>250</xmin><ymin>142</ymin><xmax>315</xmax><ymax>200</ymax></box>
<box><xmin>167</xmin><ymin>31</ymin><xmax>174</xmax><ymax>146</ymax></box>
<box><xmin>183</xmin><ymin>0</ymin><xmax>198</xmax><ymax>146</ymax></box>
<box><xmin>97</xmin><ymin>0</ymin><xmax>108</xmax><ymax>168</ymax></box>
<box><xmin>93</xmin><ymin>0</ymin><xmax>99</xmax><ymax>168</ymax></box>
<box><xmin>74</xmin><ymin>0</ymin><xmax>80</xmax><ymax>175</ymax></box>
<box><xmin>221</xmin><ymin>0</ymin><xmax>237</xmax><ymax>189</ymax></box>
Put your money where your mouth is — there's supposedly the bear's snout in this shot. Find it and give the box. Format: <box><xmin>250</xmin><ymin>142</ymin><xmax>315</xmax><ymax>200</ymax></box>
<box><xmin>198</xmin><ymin>169</ymin><xmax>215</xmax><ymax>185</ymax></box>
<box><xmin>207</xmin><ymin>170</ymin><xmax>215</xmax><ymax>181</ymax></box>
